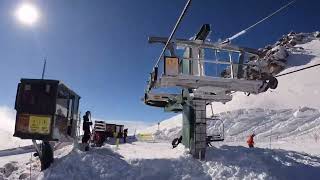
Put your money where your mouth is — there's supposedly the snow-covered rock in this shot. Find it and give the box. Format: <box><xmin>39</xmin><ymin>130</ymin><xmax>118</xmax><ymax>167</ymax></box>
<box><xmin>254</xmin><ymin>31</ymin><xmax>320</xmax><ymax>75</ymax></box>
<box><xmin>213</xmin><ymin>38</ymin><xmax>320</xmax><ymax>113</ymax></box>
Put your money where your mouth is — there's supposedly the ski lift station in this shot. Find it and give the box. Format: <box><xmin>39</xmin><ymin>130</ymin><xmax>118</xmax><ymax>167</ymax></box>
<box><xmin>14</xmin><ymin>79</ymin><xmax>81</xmax><ymax>169</ymax></box>
<box><xmin>14</xmin><ymin>79</ymin><xmax>81</xmax><ymax>141</ymax></box>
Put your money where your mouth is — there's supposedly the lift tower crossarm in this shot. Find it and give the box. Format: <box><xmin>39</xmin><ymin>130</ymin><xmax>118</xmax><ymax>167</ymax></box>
<box><xmin>148</xmin><ymin>36</ymin><xmax>260</xmax><ymax>57</ymax></box>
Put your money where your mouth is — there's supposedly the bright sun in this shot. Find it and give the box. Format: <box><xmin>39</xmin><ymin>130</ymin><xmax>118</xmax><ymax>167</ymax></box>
<box><xmin>15</xmin><ymin>3</ymin><xmax>39</xmax><ymax>26</ymax></box>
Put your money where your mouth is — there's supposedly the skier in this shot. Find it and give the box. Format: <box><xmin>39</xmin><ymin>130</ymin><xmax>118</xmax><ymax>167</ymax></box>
<box><xmin>82</xmin><ymin>111</ymin><xmax>92</xmax><ymax>151</ymax></box>
<box><xmin>206</xmin><ymin>136</ymin><xmax>213</xmax><ymax>147</ymax></box>
<box><xmin>123</xmin><ymin>128</ymin><xmax>128</xmax><ymax>143</ymax></box>
<box><xmin>172</xmin><ymin>136</ymin><xmax>182</xmax><ymax>148</ymax></box>
<box><xmin>247</xmin><ymin>133</ymin><xmax>255</xmax><ymax>148</ymax></box>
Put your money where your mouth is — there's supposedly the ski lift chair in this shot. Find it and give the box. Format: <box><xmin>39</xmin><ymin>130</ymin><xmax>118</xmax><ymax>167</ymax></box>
<box><xmin>206</xmin><ymin>116</ymin><xmax>224</xmax><ymax>143</ymax></box>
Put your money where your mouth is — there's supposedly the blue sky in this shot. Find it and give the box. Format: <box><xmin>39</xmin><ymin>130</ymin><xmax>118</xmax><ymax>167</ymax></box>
<box><xmin>0</xmin><ymin>0</ymin><xmax>318</xmax><ymax>123</ymax></box>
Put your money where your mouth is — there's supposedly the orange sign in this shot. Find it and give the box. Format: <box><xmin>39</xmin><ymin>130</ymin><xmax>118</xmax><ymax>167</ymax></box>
<box><xmin>165</xmin><ymin>57</ymin><xmax>179</xmax><ymax>76</ymax></box>
<box><xmin>16</xmin><ymin>114</ymin><xmax>30</xmax><ymax>133</ymax></box>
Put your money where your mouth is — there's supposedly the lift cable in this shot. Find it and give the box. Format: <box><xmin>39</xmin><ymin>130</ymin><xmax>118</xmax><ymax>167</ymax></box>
<box><xmin>153</xmin><ymin>0</ymin><xmax>192</xmax><ymax>68</ymax></box>
<box><xmin>275</xmin><ymin>63</ymin><xmax>320</xmax><ymax>78</ymax></box>
<box><xmin>224</xmin><ymin>0</ymin><xmax>296</xmax><ymax>43</ymax></box>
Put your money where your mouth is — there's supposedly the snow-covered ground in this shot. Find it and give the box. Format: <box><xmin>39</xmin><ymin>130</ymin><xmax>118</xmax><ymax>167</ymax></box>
<box><xmin>1</xmin><ymin>35</ymin><xmax>320</xmax><ymax>179</ymax></box>
<box><xmin>33</xmin><ymin>142</ymin><xmax>320</xmax><ymax>180</ymax></box>
<box><xmin>3</xmin><ymin>106</ymin><xmax>320</xmax><ymax>179</ymax></box>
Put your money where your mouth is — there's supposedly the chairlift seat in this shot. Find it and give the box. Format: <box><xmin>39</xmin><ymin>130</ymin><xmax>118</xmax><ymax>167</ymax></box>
<box><xmin>144</xmin><ymin>93</ymin><xmax>178</xmax><ymax>108</ymax></box>
<box><xmin>207</xmin><ymin>135</ymin><xmax>224</xmax><ymax>142</ymax></box>
<box><xmin>94</xmin><ymin>121</ymin><xmax>106</xmax><ymax>131</ymax></box>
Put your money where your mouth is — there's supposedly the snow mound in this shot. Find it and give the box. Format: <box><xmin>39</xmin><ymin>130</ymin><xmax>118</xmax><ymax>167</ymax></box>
<box><xmin>38</xmin><ymin>144</ymin><xmax>210</xmax><ymax>180</ymax></box>
<box><xmin>293</xmin><ymin>107</ymin><xmax>319</xmax><ymax>118</ymax></box>
<box><xmin>36</xmin><ymin>143</ymin><xmax>320</xmax><ymax>180</ymax></box>
<box><xmin>204</xmin><ymin>145</ymin><xmax>320</xmax><ymax>180</ymax></box>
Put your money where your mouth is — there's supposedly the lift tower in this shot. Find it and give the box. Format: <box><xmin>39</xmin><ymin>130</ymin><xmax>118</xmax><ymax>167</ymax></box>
<box><xmin>144</xmin><ymin>24</ymin><xmax>278</xmax><ymax>160</ymax></box>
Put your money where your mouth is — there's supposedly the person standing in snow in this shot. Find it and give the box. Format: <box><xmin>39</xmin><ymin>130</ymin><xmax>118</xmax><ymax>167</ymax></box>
<box><xmin>123</xmin><ymin>128</ymin><xmax>128</xmax><ymax>143</ymax></box>
<box><xmin>247</xmin><ymin>134</ymin><xmax>255</xmax><ymax>148</ymax></box>
<box><xmin>82</xmin><ymin>111</ymin><xmax>92</xmax><ymax>150</ymax></box>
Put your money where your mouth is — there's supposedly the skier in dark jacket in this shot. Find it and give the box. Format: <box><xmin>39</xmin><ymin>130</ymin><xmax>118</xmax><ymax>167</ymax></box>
<box><xmin>172</xmin><ymin>136</ymin><xmax>182</xmax><ymax>148</ymax></box>
<box><xmin>82</xmin><ymin>111</ymin><xmax>92</xmax><ymax>148</ymax></box>
<box><xmin>123</xmin><ymin>128</ymin><xmax>128</xmax><ymax>143</ymax></box>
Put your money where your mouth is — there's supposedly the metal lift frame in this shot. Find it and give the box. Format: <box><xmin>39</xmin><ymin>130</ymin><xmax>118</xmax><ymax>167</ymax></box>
<box><xmin>143</xmin><ymin>24</ymin><xmax>278</xmax><ymax>160</ymax></box>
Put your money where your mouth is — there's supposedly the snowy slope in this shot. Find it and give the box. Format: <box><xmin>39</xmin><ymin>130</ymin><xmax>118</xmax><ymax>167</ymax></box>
<box><xmin>141</xmin><ymin>107</ymin><xmax>320</xmax><ymax>142</ymax></box>
<box><xmin>140</xmin><ymin>114</ymin><xmax>182</xmax><ymax>141</ymax></box>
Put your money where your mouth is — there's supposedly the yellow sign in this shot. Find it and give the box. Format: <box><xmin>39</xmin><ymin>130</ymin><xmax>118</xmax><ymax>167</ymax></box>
<box><xmin>29</xmin><ymin>115</ymin><xmax>51</xmax><ymax>134</ymax></box>
<box><xmin>137</xmin><ymin>133</ymin><xmax>154</xmax><ymax>141</ymax></box>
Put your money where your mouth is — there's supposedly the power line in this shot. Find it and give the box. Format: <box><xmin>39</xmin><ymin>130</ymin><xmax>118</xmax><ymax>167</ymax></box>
<box><xmin>154</xmin><ymin>0</ymin><xmax>192</xmax><ymax>68</ymax></box>
<box><xmin>275</xmin><ymin>63</ymin><xmax>320</xmax><ymax>77</ymax></box>
<box><xmin>226</xmin><ymin>0</ymin><xmax>296</xmax><ymax>42</ymax></box>
<box><xmin>41</xmin><ymin>58</ymin><xmax>47</xmax><ymax>79</ymax></box>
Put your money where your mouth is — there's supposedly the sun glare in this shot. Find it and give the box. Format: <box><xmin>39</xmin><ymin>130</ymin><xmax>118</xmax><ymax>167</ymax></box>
<box><xmin>15</xmin><ymin>3</ymin><xmax>39</xmax><ymax>26</ymax></box>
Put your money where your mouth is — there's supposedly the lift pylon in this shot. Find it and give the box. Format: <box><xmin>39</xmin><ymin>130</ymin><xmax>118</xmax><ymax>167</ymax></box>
<box><xmin>144</xmin><ymin>24</ymin><xmax>278</xmax><ymax>160</ymax></box>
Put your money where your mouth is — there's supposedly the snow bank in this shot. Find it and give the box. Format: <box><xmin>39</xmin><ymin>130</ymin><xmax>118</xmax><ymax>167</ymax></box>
<box><xmin>35</xmin><ymin>142</ymin><xmax>320</xmax><ymax>180</ymax></box>
<box><xmin>204</xmin><ymin>145</ymin><xmax>320</xmax><ymax>180</ymax></box>
<box><xmin>38</xmin><ymin>144</ymin><xmax>210</xmax><ymax>180</ymax></box>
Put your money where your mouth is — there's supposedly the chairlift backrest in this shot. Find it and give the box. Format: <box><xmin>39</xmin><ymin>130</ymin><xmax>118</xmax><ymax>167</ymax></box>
<box><xmin>206</xmin><ymin>117</ymin><xmax>224</xmax><ymax>141</ymax></box>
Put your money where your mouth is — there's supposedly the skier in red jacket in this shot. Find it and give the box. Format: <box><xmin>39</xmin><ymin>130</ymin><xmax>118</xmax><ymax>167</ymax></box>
<box><xmin>247</xmin><ymin>134</ymin><xmax>255</xmax><ymax>148</ymax></box>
